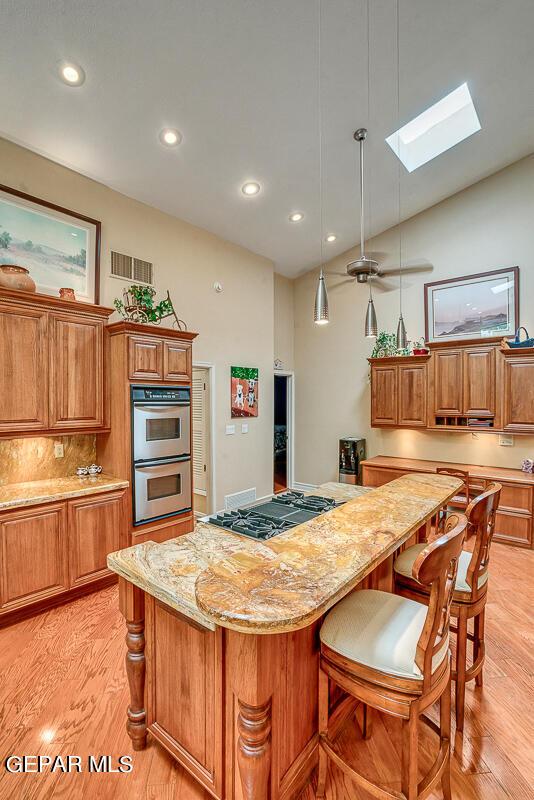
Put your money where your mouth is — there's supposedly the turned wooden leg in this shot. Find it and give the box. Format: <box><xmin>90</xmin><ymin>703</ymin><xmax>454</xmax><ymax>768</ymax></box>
<box><xmin>440</xmin><ymin>675</ymin><xmax>452</xmax><ymax>800</ymax></box>
<box><xmin>317</xmin><ymin>667</ymin><xmax>329</xmax><ymax>798</ymax></box>
<box><xmin>356</xmin><ymin>702</ymin><xmax>372</xmax><ymax>740</ymax></box>
<box><xmin>401</xmin><ymin>705</ymin><xmax>419</xmax><ymax>800</ymax></box>
<box><xmin>237</xmin><ymin>698</ymin><xmax>272</xmax><ymax>800</ymax></box>
<box><xmin>119</xmin><ymin>580</ymin><xmax>147</xmax><ymax>751</ymax></box>
<box><xmin>455</xmin><ymin>607</ymin><xmax>468</xmax><ymax>734</ymax></box>
<box><xmin>474</xmin><ymin>608</ymin><xmax>485</xmax><ymax>688</ymax></box>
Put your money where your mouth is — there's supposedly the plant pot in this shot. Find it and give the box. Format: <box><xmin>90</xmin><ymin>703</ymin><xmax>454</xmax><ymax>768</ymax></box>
<box><xmin>413</xmin><ymin>348</ymin><xmax>429</xmax><ymax>355</ymax></box>
<box><xmin>0</xmin><ymin>265</ymin><xmax>36</xmax><ymax>293</ymax></box>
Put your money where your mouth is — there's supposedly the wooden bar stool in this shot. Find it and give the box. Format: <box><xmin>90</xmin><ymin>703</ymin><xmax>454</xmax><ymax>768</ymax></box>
<box><xmin>394</xmin><ymin>483</ymin><xmax>501</xmax><ymax>734</ymax></box>
<box><xmin>433</xmin><ymin>467</ymin><xmax>471</xmax><ymax>535</ymax></box>
<box><xmin>317</xmin><ymin>514</ymin><xmax>467</xmax><ymax>800</ymax></box>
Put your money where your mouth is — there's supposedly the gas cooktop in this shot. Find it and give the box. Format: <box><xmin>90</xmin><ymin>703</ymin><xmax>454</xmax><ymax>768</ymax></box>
<box><xmin>206</xmin><ymin>491</ymin><xmax>344</xmax><ymax>540</ymax></box>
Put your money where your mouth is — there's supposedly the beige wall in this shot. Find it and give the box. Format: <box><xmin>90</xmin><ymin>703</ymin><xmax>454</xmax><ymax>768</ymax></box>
<box><xmin>0</xmin><ymin>137</ymin><xmax>274</xmax><ymax>510</ymax></box>
<box><xmin>294</xmin><ymin>155</ymin><xmax>534</xmax><ymax>485</ymax></box>
<box><xmin>273</xmin><ymin>273</ymin><xmax>295</xmax><ymax>371</ymax></box>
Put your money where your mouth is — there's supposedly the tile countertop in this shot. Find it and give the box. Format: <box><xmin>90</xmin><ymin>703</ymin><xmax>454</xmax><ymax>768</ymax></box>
<box><xmin>0</xmin><ymin>474</ymin><xmax>130</xmax><ymax>511</ymax></box>
<box><xmin>107</xmin><ymin>475</ymin><xmax>461</xmax><ymax>634</ymax></box>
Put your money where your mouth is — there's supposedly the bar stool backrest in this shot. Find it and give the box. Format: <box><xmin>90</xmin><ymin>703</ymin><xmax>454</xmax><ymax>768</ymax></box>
<box><xmin>436</xmin><ymin>466</ymin><xmax>471</xmax><ymax>507</ymax></box>
<box><xmin>412</xmin><ymin>513</ymin><xmax>467</xmax><ymax>690</ymax></box>
<box><xmin>464</xmin><ymin>482</ymin><xmax>502</xmax><ymax>600</ymax></box>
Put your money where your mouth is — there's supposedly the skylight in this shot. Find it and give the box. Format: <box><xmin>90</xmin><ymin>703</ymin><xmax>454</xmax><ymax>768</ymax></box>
<box><xmin>385</xmin><ymin>83</ymin><xmax>481</xmax><ymax>172</ymax></box>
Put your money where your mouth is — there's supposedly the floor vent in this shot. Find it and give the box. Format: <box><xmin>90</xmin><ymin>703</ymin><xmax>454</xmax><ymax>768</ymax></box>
<box><xmin>224</xmin><ymin>487</ymin><xmax>257</xmax><ymax>511</ymax></box>
<box><xmin>111</xmin><ymin>251</ymin><xmax>154</xmax><ymax>285</ymax></box>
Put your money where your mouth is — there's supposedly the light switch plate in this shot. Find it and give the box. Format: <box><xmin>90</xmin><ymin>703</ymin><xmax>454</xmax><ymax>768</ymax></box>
<box><xmin>225</xmin><ymin>424</ymin><xmax>235</xmax><ymax>435</ymax></box>
<box><xmin>54</xmin><ymin>442</ymin><xmax>64</xmax><ymax>458</ymax></box>
<box><xmin>498</xmin><ymin>434</ymin><xmax>514</xmax><ymax>446</ymax></box>
<box><xmin>241</xmin><ymin>424</ymin><xmax>248</xmax><ymax>433</ymax></box>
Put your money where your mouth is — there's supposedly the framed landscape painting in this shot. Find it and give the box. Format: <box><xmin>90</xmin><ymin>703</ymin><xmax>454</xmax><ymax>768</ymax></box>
<box><xmin>424</xmin><ymin>267</ymin><xmax>519</xmax><ymax>343</ymax></box>
<box><xmin>231</xmin><ymin>366</ymin><xmax>259</xmax><ymax>418</ymax></box>
<box><xmin>0</xmin><ymin>184</ymin><xmax>100</xmax><ymax>303</ymax></box>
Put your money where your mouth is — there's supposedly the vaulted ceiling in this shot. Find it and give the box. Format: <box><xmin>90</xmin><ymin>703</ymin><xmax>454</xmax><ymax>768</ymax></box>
<box><xmin>1</xmin><ymin>0</ymin><xmax>534</xmax><ymax>276</ymax></box>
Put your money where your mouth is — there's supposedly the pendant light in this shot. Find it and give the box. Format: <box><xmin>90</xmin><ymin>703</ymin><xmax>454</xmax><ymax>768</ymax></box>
<box><xmin>354</xmin><ymin>127</ymin><xmax>378</xmax><ymax>338</ymax></box>
<box><xmin>313</xmin><ymin>0</ymin><xmax>329</xmax><ymax>325</ymax></box>
<box><xmin>395</xmin><ymin>0</ymin><xmax>407</xmax><ymax>350</ymax></box>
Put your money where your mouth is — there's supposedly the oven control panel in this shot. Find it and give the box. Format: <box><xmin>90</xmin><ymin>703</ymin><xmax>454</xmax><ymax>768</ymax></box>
<box><xmin>131</xmin><ymin>386</ymin><xmax>190</xmax><ymax>403</ymax></box>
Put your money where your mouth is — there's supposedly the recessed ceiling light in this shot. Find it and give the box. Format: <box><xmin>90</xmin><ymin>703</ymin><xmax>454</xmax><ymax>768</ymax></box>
<box><xmin>326</xmin><ymin>234</ymin><xmax>337</xmax><ymax>242</ymax></box>
<box><xmin>241</xmin><ymin>181</ymin><xmax>261</xmax><ymax>196</ymax></box>
<box><xmin>289</xmin><ymin>212</ymin><xmax>304</xmax><ymax>223</ymax></box>
<box><xmin>385</xmin><ymin>82</ymin><xmax>481</xmax><ymax>172</ymax></box>
<box><xmin>159</xmin><ymin>128</ymin><xmax>182</xmax><ymax>147</ymax></box>
<box><xmin>59</xmin><ymin>61</ymin><xmax>85</xmax><ymax>87</ymax></box>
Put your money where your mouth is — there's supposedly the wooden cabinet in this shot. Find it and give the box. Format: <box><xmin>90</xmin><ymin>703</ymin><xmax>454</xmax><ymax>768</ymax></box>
<box><xmin>0</xmin><ymin>304</ymin><xmax>49</xmax><ymax>432</ymax></box>
<box><xmin>0</xmin><ymin>289</ymin><xmax>112</xmax><ymax>436</ymax></box>
<box><xmin>371</xmin><ymin>365</ymin><xmax>397</xmax><ymax>426</ymax></box>
<box><xmin>398</xmin><ymin>363</ymin><xmax>427</xmax><ymax>427</ymax></box>
<box><xmin>502</xmin><ymin>349</ymin><xmax>534</xmax><ymax>433</ymax></box>
<box><xmin>361</xmin><ymin>456</ymin><xmax>534</xmax><ymax>548</ymax></box>
<box><xmin>433</xmin><ymin>349</ymin><xmax>463</xmax><ymax>415</ymax></box>
<box><xmin>163</xmin><ymin>340</ymin><xmax>191</xmax><ymax>381</ymax></box>
<box><xmin>68</xmin><ymin>491</ymin><xmax>126</xmax><ymax>588</ymax></box>
<box><xmin>463</xmin><ymin>347</ymin><xmax>495</xmax><ymax>416</ymax></box>
<box><xmin>49</xmin><ymin>314</ymin><xmax>104</xmax><ymax>429</ymax></box>
<box><xmin>0</xmin><ymin>503</ymin><xmax>68</xmax><ymax>613</ymax></box>
<box><xmin>0</xmin><ymin>489</ymin><xmax>127</xmax><ymax>624</ymax></box>
<box><xmin>370</xmin><ymin>356</ymin><xmax>429</xmax><ymax>428</ymax></box>
<box><xmin>128</xmin><ymin>336</ymin><xmax>163</xmax><ymax>380</ymax></box>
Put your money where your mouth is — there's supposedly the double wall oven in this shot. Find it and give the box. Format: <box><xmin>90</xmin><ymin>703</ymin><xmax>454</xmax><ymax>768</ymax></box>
<box><xmin>131</xmin><ymin>385</ymin><xmax>192</xmax><ymax>525</ymax></box>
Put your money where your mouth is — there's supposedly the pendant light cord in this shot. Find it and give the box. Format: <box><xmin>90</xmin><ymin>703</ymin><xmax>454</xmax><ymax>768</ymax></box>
<box><xmin>318</xmin><ymin>0</ymin><xmax>324</xmax><ymax>279</ymax></box>
<box><xmin>397</xmin><ymin>0</ymin><xmax>402</xmax><ymax>316</ymax></box>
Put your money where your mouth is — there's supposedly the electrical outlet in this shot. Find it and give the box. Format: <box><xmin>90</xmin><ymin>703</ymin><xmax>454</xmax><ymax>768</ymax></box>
<box><xmin>54</xmin><ymin>442</ymin><xmax>64</xmax><ymax>458</ymax></box>
<box><xmin>241</xmin><ymin>424</ymin><xmax>248</xmax><ymax>434</ymax></box>
<box><xmin>225</xmin><ymin>424</ymin><xmax>235</xmax><ymax>435</ymax></box>
<box><xmin>498</xmin><ymin>434</ymin><xmax>514</xmax><ymax>446</ymax></box>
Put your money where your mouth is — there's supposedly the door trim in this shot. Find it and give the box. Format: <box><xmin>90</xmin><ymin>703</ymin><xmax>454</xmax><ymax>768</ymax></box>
<box><xmin>193</xmin><ymin>362</ymin><xmax>216</xmax><ymax>515</ymax></box>
<box><xmin>274</xmin><ymin>370</ymin><xmax>295</xmax><ymax>491</ymax></box>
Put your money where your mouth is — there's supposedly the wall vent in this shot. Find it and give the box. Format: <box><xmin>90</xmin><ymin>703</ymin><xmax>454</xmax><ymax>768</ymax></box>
<box><xmin>224</xmin><ymin>487</ymin><xmax>257</xmax><ymax>511</ymax></box>
<box><xmin>111</xmin><ymin>251</ymin><xmax>154</xmax><ymax>285</ymax></box>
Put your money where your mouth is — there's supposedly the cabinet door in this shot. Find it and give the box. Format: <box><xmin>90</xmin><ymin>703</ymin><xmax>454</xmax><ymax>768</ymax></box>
<box><xmin>502</xmin><ymin>357</ymin><xmax>534</xmax><ymax>432</ymax></box>
<box><xmin>398</xmin><ymin>364</ymin><xmax>427</xmax><ymax>427</ymax></box>
<box><xmin>0</xmin><ymin>305</ymin><xmax>48</xmax><ymax>432</ymax></box>
<box><xmin>433</xmin><ymin>350</ymin><xmax>463</xmax><ymax>415</ymax></box>
<box><xmin>0</xmin><ymin>504</ymin><xmax>68</xmax><ymax>613</ymax></box>
<box><xmin>163</xmin><ymin>340</ymin><xmax>191</xmax><ymax>382</ymax></box>
<box><xmin>128</xmin><ymin>336</ymin><xmax>163</xmax><ymax>380</ymax></box>
<box><xmin>493</xmin><ymin>510</ymin><xmax>532</xmax><ymax>548</ymax></box>
<box><xmin>371</xmin><ymin>366</ymin><xmax>397</xmax><ymax>426</ymax></box>
<box><xmin>68</xmin><ymin>491</ymin><xmax>126</xmax><ymax>589</ymax></box>
<box><xmin>463</xmin><ymin>348</ymin><xmax>495</xmax><ymax>416</ymax></box>
<box><xmin>49</xmin><ymin>314</ymin><xmax>104</xmax><ymax>429</ymax></box>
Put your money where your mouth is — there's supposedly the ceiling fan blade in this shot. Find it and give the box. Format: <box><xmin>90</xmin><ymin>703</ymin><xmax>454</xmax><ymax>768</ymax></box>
<box><xmin>329</xmin><ymin>278</ymin><xmax>355</xmax><ymax>291</ymax></box>
<box><xmin>378</xmin><ymin>263</ymin><xmax>433</xmax><ymax>278</ymax></box>
<box><xmin>372</xmin><ymin>278</ymin><xmax>397</xmax><ymax>292</ymax></box>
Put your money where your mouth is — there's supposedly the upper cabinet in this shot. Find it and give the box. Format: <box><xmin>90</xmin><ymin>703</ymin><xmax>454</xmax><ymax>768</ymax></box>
<box><xmin>0</xmin><ymin>289</ymin><xmax>112</xmax><ymax>437</ymax></box>
<box><xmin>370</xmin><ymin>356</ymin><xmax>429</xmax><ymax>429</ymax></box>
<box><xmin>432</xmin><ymin>350</ymin><xmax>463</xmax><ymax>415</ymax></box>
<box><xmin>463</xmin><ymin>347</ymin><xmax>496</xmax><ymax>417</ymax></box>
<box><xmin>502</xmin><ymin>348</ymin><xmax>534</xmax><ymax>433</ymax></box>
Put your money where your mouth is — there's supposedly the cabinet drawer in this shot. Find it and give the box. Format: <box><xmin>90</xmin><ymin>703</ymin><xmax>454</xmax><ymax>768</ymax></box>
<box><xmin>362</xmin><ymin>467</ymin><xmax>407</xmax><ymax>488</ymax></box>
<box><xmin>494</xmin><ymin>511</ymin><xmax>532</xmax><ymax>548</ymax></box>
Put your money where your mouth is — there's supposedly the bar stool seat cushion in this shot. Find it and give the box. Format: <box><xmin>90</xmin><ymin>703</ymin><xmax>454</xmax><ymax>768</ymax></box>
<box><xmin>320</xmin><ymin>589</ymin><xmax>448</xmax><ymax>680</ymax></box>
<box><xmin>394</xmin><ymin>544</ymin><xmax>488</xmax><ymax>594</ymax></box>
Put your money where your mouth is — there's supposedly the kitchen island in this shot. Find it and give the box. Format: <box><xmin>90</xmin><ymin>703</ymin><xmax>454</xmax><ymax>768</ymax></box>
<box><xmin>108</xmin><ymin>473</ymin><xmax>461</xmax><ymax>800</ymax></box>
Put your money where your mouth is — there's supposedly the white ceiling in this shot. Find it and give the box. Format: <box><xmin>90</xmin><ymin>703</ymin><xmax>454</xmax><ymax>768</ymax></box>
<box><xmin>1</xmin><ymin>0</ymin><xmax>534</xmax><ymax>277</ymax></box>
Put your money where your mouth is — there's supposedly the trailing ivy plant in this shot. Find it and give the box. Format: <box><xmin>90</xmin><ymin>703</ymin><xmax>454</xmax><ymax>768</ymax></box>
<box><xmin>114</xmin><ymin>284</ymin><xmax>176</xmax><ymax>323</ymax></box>
<box><xmin>370</xmin><ymin>331</ymin><xmax>399</xmax><ymax>358</ymax></box>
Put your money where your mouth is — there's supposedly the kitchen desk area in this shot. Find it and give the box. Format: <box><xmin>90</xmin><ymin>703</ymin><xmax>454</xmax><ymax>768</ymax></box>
<box><xmin>108</xmin><ymin>473</ymin><xmax>460</xmax><ymax>800</ymax></box>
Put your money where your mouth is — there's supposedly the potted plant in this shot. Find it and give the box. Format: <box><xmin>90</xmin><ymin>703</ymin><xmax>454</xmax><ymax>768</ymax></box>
<box><xmin>412</xmin><ymin>338</ymin><xmax>429</xmax><ymax>355</ymax></box>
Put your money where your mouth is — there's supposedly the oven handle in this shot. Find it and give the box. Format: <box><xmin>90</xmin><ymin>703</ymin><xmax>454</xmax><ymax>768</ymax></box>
<box><xmin>134</xmin><ymin>455</ymin><xmax>191</xmax><ymax>468</ymax></box>
<box><xmin>133</xmin><ymin>403</ymin><xmax>190</xmax><ymax>412</ymax></box>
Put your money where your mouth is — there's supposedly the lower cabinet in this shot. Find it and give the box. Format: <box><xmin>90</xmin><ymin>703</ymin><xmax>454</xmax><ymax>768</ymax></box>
<box><xmin>68</xmin><ymin>491</ymin><xmax>125</xmax><ymax>588</ymax></box>
<box><xmin>0</xmin><ymin>503</ymin><xmax>69</xmax><ymax>613</ymax></box>
<box><xmin>0</xmin><ymin>489</ymin><xmax>126</xmax><ymax>622</ymax></box>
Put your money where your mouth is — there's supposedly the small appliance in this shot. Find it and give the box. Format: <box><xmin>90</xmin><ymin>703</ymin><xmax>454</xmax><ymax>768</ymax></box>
<box><xmin>339</xmin><ymin>437</ymin><xmax>366</xmax><ymax>485</ymax></box>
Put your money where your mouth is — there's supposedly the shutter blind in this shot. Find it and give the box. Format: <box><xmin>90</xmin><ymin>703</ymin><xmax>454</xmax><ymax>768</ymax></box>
<box><xmin>192</xmin><ymin>371</ymin><xmax>207</xmax><ymax>493</ymax></box>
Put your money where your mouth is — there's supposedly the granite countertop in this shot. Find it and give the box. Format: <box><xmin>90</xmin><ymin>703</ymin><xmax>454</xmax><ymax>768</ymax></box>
<box><xmin>108</xmin><ymin>475</ymin><xmax>460</xmax><ymax>633</ymax></box>
<box><xmin>0</xmin><ymin>474</ymin><xmax>129</xmax><ymax>511</ymax></box>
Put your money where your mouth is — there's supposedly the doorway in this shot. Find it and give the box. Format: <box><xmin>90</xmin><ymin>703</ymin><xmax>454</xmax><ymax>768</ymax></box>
<box><xmin>273</xmin><ymin>372</ymin><xmax>294</xmax><ymax>493</ymax></box>
<box><xmin>192</xmin><ymin>364</ymin><xmax>214</xmax><ymax>516</ymax></box>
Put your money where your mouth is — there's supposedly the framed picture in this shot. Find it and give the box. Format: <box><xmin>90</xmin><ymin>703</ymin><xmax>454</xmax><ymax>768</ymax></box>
<box><xmin>424</xmin><ymin>267</ymin><xmax>519</xmax><ymax>343</ymax></box>
<box><xmin>0</xmin><ymin>184</ymin><xmax>101</xmax><ymax>304</ymax></box>
<box><xmin>231</xmin><ymin>366</ymin><xmax>259</xmax><ymax>418</ymax></box>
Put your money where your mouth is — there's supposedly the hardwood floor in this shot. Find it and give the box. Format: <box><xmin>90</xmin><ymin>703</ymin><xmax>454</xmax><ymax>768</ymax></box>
<box><xmin>0</xmin><ymin>543</ymin><xmax>532</xmax><ymax>799</ymax></box>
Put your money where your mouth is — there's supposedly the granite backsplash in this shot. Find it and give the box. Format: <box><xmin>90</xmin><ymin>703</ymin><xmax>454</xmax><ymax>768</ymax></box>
<box><xmin>0</xmin><ymin>435</ymin><xmax>96</xmax><ymax>486</ymax></box>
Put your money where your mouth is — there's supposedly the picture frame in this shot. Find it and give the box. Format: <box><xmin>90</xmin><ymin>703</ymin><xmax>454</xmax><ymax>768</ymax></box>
<box><xmin>424</xmin><ymin>267</ymin><xmax>519</xmax><ymax>343</ymax></box>
<box><xmin>231</xmin><ymin>366</ymin><xmax>259</xmax><ymax>418</ymax></box>
<box><xmin>0</xmin><ymin>183</ymin><xmax>101</xmax><ymax>304</ymax></box>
